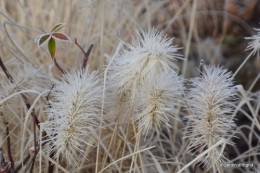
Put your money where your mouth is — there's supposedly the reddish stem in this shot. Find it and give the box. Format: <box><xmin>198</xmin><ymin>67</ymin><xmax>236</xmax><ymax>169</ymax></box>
<box><xmin>2</xmin><ymin>117</ymin><xmax>14</xmax><ymax>169</ymax></box>
<box><xmin>38</xmin><ymin>25</ymin><xmax>47</xmax><ymax>33</ymax></box>
<box><xmin>74</xmin><ymin>38</ymin><xmax>94</xmax><ymax>71</ymax></box>
<box><xmin>30</xmin><ymin>109</ymin><xmax>37</xmax><ymax>173</ymax></box>
<box><xmin>53</xmin><ymin>58</ymin><xmax>66</xmax><ymax>75</ymax></box>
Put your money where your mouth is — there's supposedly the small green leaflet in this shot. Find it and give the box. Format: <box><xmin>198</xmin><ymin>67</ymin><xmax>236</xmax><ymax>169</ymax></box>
<box><xmin>51</xmin><ymin>23</ymin><xmax>66</xmax><ymax>32</ymax></box>
<box><xmin>39</xmin><ymin>34</ymin><xmax>51</xmax><ymax>46</ymax></box>
<box><xmin>48</xmin><ymin>37</ymin><xmax>56</xmax><ymax>59</ymax></box>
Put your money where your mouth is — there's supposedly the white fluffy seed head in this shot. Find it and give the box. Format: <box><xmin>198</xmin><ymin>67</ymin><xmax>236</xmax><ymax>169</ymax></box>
<box><xmin>185</xmin><ymin>65</ymin><xmax>236</xmax><ymax>170</ymax></box>
<box><xmin>104</xmin><ymin>80</ymin><xmax>130</xmax><ymax>123</ymax></box>
<box><xmin>134</xmin><ymin>71</ymin><xmax>184</xmax><ymax>138</ymax></box>
<box><xmin>111</xmin><ymin>29</ymin><xmax>182</xmax><ymax>95</ymax></box>
<box><xmin>42</xmin><ymin>68</ymin><xmax>102</xmax><ymax>167</ymax></box>
<box><xmin>0</xmin><ymin>63</ymin><xmax>47</xmax><ymax>115</ymax></box>
<box><xmin>0</xmin><ymin>63</ymin><xmax>47</xmax><ymax>92</ymax></box>
<box><xmin>245</xmin><ymin>28</ymin><xmax>260</xmax><ymax>57</ymax></box>
<box><xmin>12</xmin><ymin>63</ymin><xmax>47</xmax><ymax>91</ymax></box>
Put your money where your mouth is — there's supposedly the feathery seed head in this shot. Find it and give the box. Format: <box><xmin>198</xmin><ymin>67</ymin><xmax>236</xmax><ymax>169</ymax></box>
<box><xmin>134</xmin><ymin>71</ymin><xmax>184</xmax><ymax>138</ymax></box>
<box><xmin>185</xmin><ymin>65</ymin><xmax>236</xmax><ymax>170</ymax></box>
<box><xmin>42</xmin><ymin>68</ymin><xmax>101</xmax><ymax>166</ymax></box>
<box><xmin>104</xmin><ymin>81</ymin><xmax>130</xmax><ymax>123</ymax></box>
<box><xmin>11</xmin><ymin>63</ymin><xmax>47</xmax><ymax>91</ymax></box>
<box><xmin>113</xmin><ymin>29</ymin><xmax>182</xmax><ymax>94</ymax></box>
<box><xmin>245</xmin><ymin>28</ymin><xmax>260</xmax><ymax>57</ymax></box>
<box><xmin>0</xmin><ymin>63</ymin><xmax>47</xmax><ymax>115</ymax></box>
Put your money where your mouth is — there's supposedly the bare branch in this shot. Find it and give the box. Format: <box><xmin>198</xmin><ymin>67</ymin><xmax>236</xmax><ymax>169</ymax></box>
<box><xmin>53</xmin><ymin>58</ymin><xmax>66</xmax><ymax>75</ymax></box>
<box><xmin>74</xmin><ymin>38</ymin><xmax>94</xmax><ymax>71</ymax></box>
<box><xmin>1</xmin><ymin>115</ymin><xmax>14</xmax><ymax>169</ymax></box>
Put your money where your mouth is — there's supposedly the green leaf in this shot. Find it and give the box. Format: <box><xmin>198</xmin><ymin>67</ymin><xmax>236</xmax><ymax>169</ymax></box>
<box><xmin>51</xmin><ymin>23</ymin><xmax>66</xmax><ymax>32</ymax></box>
<box><xmin>48</xmin><ymin>37</ymin><xmax>56</xmax><ymax>59</ymax></box>
<box><xmin>35</xmin><ymin>34</ymin><xmax>51</xmax><ymax>48</ymax></box>
<box><xmin>52</xmin><ymin>32</ymin><xmax>71</xmax><ymax>42</ymax></box>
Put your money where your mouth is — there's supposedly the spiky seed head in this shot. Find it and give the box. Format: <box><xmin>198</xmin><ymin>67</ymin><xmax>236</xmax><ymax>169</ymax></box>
<box><xmin>245</xmin><ymin>28</ymin><xmax>260</xmax><ymax>57</ymax></box>
<box><xmin>134</xmin><ymin>71</ymin><xmax>184</xmax><ymax>138</ymax></box>
<box><xmin>184</xmin><ymin>65</ymin><xmax>237</xmax><ymax>171</ymax></box>
<box><xmin>111</xmin><ymin>29</ymin><xmax>182</xmax><ymax>95</ymax></box>
<box><xmin>42</xmin><ymin>69</ymin><xmax>101</xmax><ymax>167</ymax></box>
<box><xmin>0</xmin><ymin>63</ymin><xmax>47</xmax><ymax>116</ymax></box>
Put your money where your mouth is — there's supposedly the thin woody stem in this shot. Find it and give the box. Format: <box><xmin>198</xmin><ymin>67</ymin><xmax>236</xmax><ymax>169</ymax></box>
<box><xmin>74</xmin><ymin>38</ymin><xmax>94</xmax><ymax>71</ymax></box>
<box><xmin>38</xmin><ymin>25</ymin><xmax>47</xmax><ymax>33</ymax></box>
<box><xmin>14</xmin><ymin>153</ymin><xmax>30</xmax><ymax>173</ymax></box>
<box><xmin>53</xmin><ymin>57</ymin><xmax>66</xmax><ymax>75</ymax></box>
<box><xmin>46</xmin><ymin>84</ymin><xmax>54</xmax><ymax>101</ymax></box>
<box><xmin>30</xmin><ymin>109</ymin><xmax>37</xmax><ymax>173</ymax></box>
<box><xmin>46</xmin><ymin>84</ymin><xmax>54</xmax><ymax>109</ymax></box>
<box><xmin>2</xmin><ymin>116</ymin><xmax>14</xmax><ymax>169</ymax></box>
<box><xmin>18</xmin><ymin>141</ymin><xmax>51</xmax><ymax>173</ymax></box>
<box><xmin>0</xmin><ymin>56</ymin><xmax>13</xmax><ymax>83</ymax></box>
<box><xmin>199</xmin><ymin>59</ymin><xmax>204</xmax><ymax>77</ymax></box>
<box><xmin>22</xmin><ymin>148</ymin><xmax>39</xmax><ymax>173</ymax></box>
<box><xmin>81</xmin><ymin>43</ymin><xmax>94</xmax><ymax>71</ymax></box>
<box><xmin>74</xmin><ymin>38</ymin><xmax>86</xmax><ymax>56</ymax></box>
<box><xmin>0</xmin><ymin>147</ymin><xmax>13</xmax><ymax>173</ymax></box>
